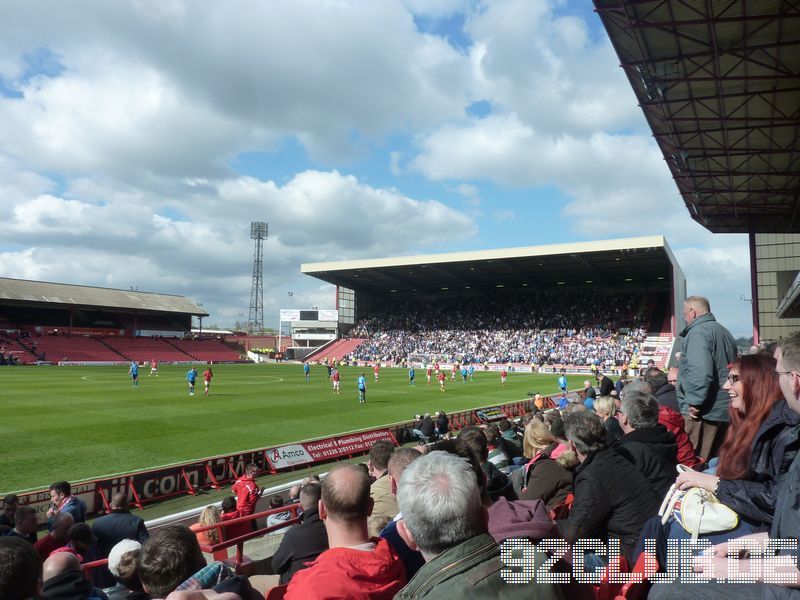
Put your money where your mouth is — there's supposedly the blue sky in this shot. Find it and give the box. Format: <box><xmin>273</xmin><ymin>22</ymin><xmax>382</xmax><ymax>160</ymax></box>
<box><xmin>0</xmin><ymin>0</ymin><xmax>752</xmax><ymax>336</ymax></box>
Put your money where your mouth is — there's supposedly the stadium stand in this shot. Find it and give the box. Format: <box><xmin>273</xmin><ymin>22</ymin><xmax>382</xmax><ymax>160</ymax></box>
<box><xmin>346</xmin><ymin>290</ymin><xmax>654</xmax><ymax>368</ymax></box>
<box><xmin>102</xmin><ymin>336</ymin><xmax>193</xmax><ymax>363</ymax></box>
<box><xmin>166</xmin><ymin>338</ymin><xmax>242</xmax><ymax>362</ymax></box>
<box><xmin>19</xmin><ymin>335</ymin><xmax>125</xmax><ymax>363</ymax></box>
<box><xmin>304</xmin><ymin>337</ymin><xmax>366</xmax><ymax>364</ymax></box>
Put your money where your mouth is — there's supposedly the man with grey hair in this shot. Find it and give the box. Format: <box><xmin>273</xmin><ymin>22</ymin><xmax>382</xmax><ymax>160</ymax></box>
<box><xmin>557</xmin><ymin>411</ymin><xmax>659</xmax><ymax>566</ymax></box>
<box><xmin>615</xmin><ymin>390</ymin><xmax>678</xmax><ymax>498</ymax></box>
<box><xmin>395</xmin><ymin>451</ymin><xmax>562</xmax><ymax>599</ymax></box>
<box><xmin>677</xmin><ymin>295</ymin><xmax>737</xmax><ymax>460</ymax></box>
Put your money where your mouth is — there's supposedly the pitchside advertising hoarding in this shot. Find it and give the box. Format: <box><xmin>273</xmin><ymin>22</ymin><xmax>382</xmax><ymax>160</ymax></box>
<box><xmin>19</xmin><ymin>430</ymin><xmax>397</xmax><ymax>524</ymax></box>
<box><xmin>266</xmin><ymin>429</ymin><xmax>394</xmax><ymax>469</ymax></box>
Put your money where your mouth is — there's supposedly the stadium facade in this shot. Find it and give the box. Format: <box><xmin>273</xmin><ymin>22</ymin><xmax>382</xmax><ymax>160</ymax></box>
<box><xmin>0</xmin><ymin>278</ymin><xmax>243</xmax><ymax>364</ymax></box>
<box><xmin>302</xmin><ymin>235</ymin><xmax>686</xmax><ymax>338</ymax></box>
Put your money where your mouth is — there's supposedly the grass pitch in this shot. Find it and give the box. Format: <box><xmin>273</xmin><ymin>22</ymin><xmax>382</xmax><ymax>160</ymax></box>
<box><xmin>1</xmin><ymin>363</ymin><xmax>571</xmax><ymax>492</ymax></box>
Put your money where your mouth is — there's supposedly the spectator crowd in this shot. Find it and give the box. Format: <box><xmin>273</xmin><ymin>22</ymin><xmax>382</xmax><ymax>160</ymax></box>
<box><xmin>348</xmin><ymin>291</ymin><xmax>649</xmax><ymax>367</ymax></box>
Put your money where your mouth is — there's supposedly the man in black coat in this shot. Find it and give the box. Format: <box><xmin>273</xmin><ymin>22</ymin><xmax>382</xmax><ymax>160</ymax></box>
<box><xmin>557</xmin><ymin>411</ymin><xmax>659</xmax><ymax>565</ymax></box>
<box><xmin>615</xmin><ymin>390</ymin><xmax>678</xmax><ymax>500</ymax></box>
<box><xmin>596</xmin><ymin>372</ymin><xmax>615</xmax><ymax>397</ymax></box>
<box><xmin>643</xmin><ymin>367</ymin><xmax>681</xmax><ymax>413</ymax></box>
<box><xmin>271</xmin><ymin>482</ymin><xmax>328</xmax><ymax>584</ymax></box>
<box><xmin>91</xmin><ymin>493</ymin><xmax>149</xmax><ymax>587</ymax></box>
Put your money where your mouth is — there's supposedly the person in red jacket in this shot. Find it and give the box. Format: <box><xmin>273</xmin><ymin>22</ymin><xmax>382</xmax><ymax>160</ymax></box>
<box><xmin>284</xmin><ymin>465</ymin><xmax>405</xmax><ymax>600</ymax></box>
<box><xmin>643</xmin><ymin>368</ymin><xmax>704</xmax><ymax>468</ymax></box>
<box><xmin>220</xmin><ymin>496</ymin><xmax>252</xmax><ymax>541</ymax></box>
<box><xmin>231</xmin><ymin>463</ymin><xmax>262</xmax><ymax>520</ymax></box>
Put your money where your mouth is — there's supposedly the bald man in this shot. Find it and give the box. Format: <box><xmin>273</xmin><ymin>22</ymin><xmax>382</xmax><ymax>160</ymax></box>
<box><xmin>42</xmin><ymin>551</ymin><xmax>107</xmax><ymax>600</ymax></box>
<box><xmin>285</xmin><ymin>465</ymin><xmax>405</xmax><ymax>600</ymax></box>
<box><xmin>34</xmin><ymin>512</ymin><xmax>74</xmax><ymax>561</ymax></box>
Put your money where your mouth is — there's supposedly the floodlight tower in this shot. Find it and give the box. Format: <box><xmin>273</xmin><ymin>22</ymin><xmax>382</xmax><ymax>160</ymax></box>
<box><xmin>248</xmin><ymin>221</ymin><xmax>268</xmax><ymax>334</ymax></box>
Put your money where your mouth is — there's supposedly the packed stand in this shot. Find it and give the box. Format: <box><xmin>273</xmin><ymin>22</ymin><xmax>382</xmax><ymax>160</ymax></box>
<box><xmin>348</xmin><ymin>290</ymin><xmax>649</xmax><ymax>367</ymax></box>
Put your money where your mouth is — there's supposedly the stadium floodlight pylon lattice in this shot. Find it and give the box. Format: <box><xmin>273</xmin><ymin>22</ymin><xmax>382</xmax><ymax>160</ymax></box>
<box><xmin>248</xmin><ymin>221</ymin><xmax>268</xmax><ymax>334</ymax></box>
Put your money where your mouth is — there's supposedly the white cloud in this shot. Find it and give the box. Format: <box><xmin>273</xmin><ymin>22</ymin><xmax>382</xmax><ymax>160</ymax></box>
<box><xmin>0</xmin><ymin>0</ymin><xmax>471</xmax><ymax>175</ymax></box>
<box><xmin>401</xmin><ymin>0</ymin><xmax>470</xmax><ymax>18</ymax></box>
<box><xmin>411</xmin><ymin>113</ymin><xmax>689</xmax><ymax>235</ymax></box>
<box><xmin>675</xmin><ymin>239</ymin><xmax>753</xmax><ymax>338</ymax></box>
<box><xmin>0</xmin><ymin>0</ymin><xmax>756</xmax><ymax>339</ymax></box>
<box><xmin>0</xmin><ymin>168</ymin><xmax>476</xmax><ymax>326</ymax></box>
<box><xmin>464</xmin><ymin>0</ymin><xmax>644</xmax><ymax>135</ymax></box>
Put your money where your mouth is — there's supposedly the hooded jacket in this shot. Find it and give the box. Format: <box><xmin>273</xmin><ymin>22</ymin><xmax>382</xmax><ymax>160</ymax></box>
<box><xmin>653</xmin><ymin>381</ymin><xmax>681</xmax><ymax>414</ymax></box>
<box><xmin>616</xmin><ymin>424</ymin><xmax>679</xmax><ymax>499</ymax></box>
<box><xmin>285</xmin><ymin>537</ymin><xmax>405</xmax><ymax>600</ymax></box>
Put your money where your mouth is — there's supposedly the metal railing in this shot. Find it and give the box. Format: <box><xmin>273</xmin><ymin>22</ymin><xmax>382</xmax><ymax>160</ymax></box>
<box><xmin>82</xmin><ymin>503</ymin><xmax>303</xmax><ymax>578</ymax></box>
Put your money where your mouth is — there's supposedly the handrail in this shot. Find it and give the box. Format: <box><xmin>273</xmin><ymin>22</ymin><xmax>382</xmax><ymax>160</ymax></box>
<box><xmin>82</xmin><ymin>503</ymin><xmax>304</xmax><ymax>578</ymax></box>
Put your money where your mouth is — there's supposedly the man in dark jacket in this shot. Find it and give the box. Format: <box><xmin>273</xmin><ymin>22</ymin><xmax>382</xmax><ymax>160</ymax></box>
<box><xmin>644</xmin><ymin>367</ymin><xmax>681</xmax><ymax>413</ymax></box>
<box><xmin>615</xmin><ymin>390</ymin><xmax>678</xmax><ymax>499</ymax></box>
<box><xmin>458</xmin><ymin>427</ymin><xmax>516</xmax><ymax>502</ymax></box>
<box><xmin>676</xmin><ymin>296</ymin><xmax>737</xmax><ymax>460</ymax></box>
<box><xmin>271</xmin><ymin>483</ymin><xmax>328</xmax><ymax>584</ymax></box>
<box><xmin>47</xmin><ymin>481</ymin><xmax>86</xmax><ymax>530</ymax></box>
<box><xmin>91</xmin><ymin>494</ymin><xmax>149</xmax><ymax>587</ymax></box>
<box><xmin>412</xmin><ymin>414</ymin><xmax>435</xmax><ymax>443</ymax></box>
<box><xmin>596</xmin><ymin>372</ymin><xmax>615</xmax><ymax>397</ymax></box>
<box><xmin>497</xmin><ymin>419</ymin><xmax>523</xmax><ymax>460</ymax></box>
<box><xmin>557</xmin><ymin>411</ymin><xmax>660</xmax><ymax>565</ymax></box>
<box><xmin>42</xmin><ymin>552</ymin><xmax>107</xmax><ymax>600</ymax></box>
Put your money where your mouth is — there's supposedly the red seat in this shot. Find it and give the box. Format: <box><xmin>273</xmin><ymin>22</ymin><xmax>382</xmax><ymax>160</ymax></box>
<box><xmin>614</xmin><ymin>552</ymin><xmax>658</xmax><ymax>600</ymax></box>
<box><xmin>548</xmin><ymin>493</ymin><xmax>574</xmax><ymax>521</ymax></box>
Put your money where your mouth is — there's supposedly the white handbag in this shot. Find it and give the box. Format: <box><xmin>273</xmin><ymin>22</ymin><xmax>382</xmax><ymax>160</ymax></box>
<box><xmin>658</xmin><ymin>465</ymin><xmax>739</xmax><ymax>543</ymax></box>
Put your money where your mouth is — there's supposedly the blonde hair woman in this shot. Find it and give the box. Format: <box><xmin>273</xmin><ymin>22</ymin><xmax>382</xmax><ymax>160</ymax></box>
<box><xmin>595</xmin><ymin>395</ymin><xmax>623</xmax><ymax>448</ymax></box>
<box><xmin>190</xmin><ymin>505</ymin><xmax>222</xmax><ymax>547</ymax></box>
<box><xmin>515</xmin><ymin>419</ymin><xmax>576</xmax><ymax>507</ymax></box>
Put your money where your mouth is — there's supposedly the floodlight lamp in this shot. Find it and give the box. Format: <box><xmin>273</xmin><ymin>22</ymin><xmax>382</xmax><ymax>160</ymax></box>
<box><xmin>250</xmin><ymin>221</ymin><xmax>268</xmax><ymax>239</ymax></box>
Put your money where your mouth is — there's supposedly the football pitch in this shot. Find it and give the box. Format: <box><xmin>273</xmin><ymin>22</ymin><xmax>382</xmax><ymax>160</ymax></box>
<box><xmin>1</xmin><ymin>363</ymin><xmax>570</xmax><ymax>492</ymax></box>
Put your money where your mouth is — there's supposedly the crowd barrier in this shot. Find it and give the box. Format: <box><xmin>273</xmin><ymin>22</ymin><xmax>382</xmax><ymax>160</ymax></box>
<box><xmin>82</xmin><ymin>503</ymin><xmax>303</xmax><ymax>578</ymax></box>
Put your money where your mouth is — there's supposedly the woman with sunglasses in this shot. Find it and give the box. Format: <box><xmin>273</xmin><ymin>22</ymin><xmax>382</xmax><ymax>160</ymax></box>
<box><xmin>673</xmin><ymin>352</ymin><xmax>799</xmax><ymax>535</ymax></box>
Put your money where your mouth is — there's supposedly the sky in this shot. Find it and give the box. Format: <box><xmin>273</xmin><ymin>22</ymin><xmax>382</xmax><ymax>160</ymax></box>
<box><xmin>0</xmin><ymin>0</ymin><xmax>754</xmax><ymax>337</ymax></box>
